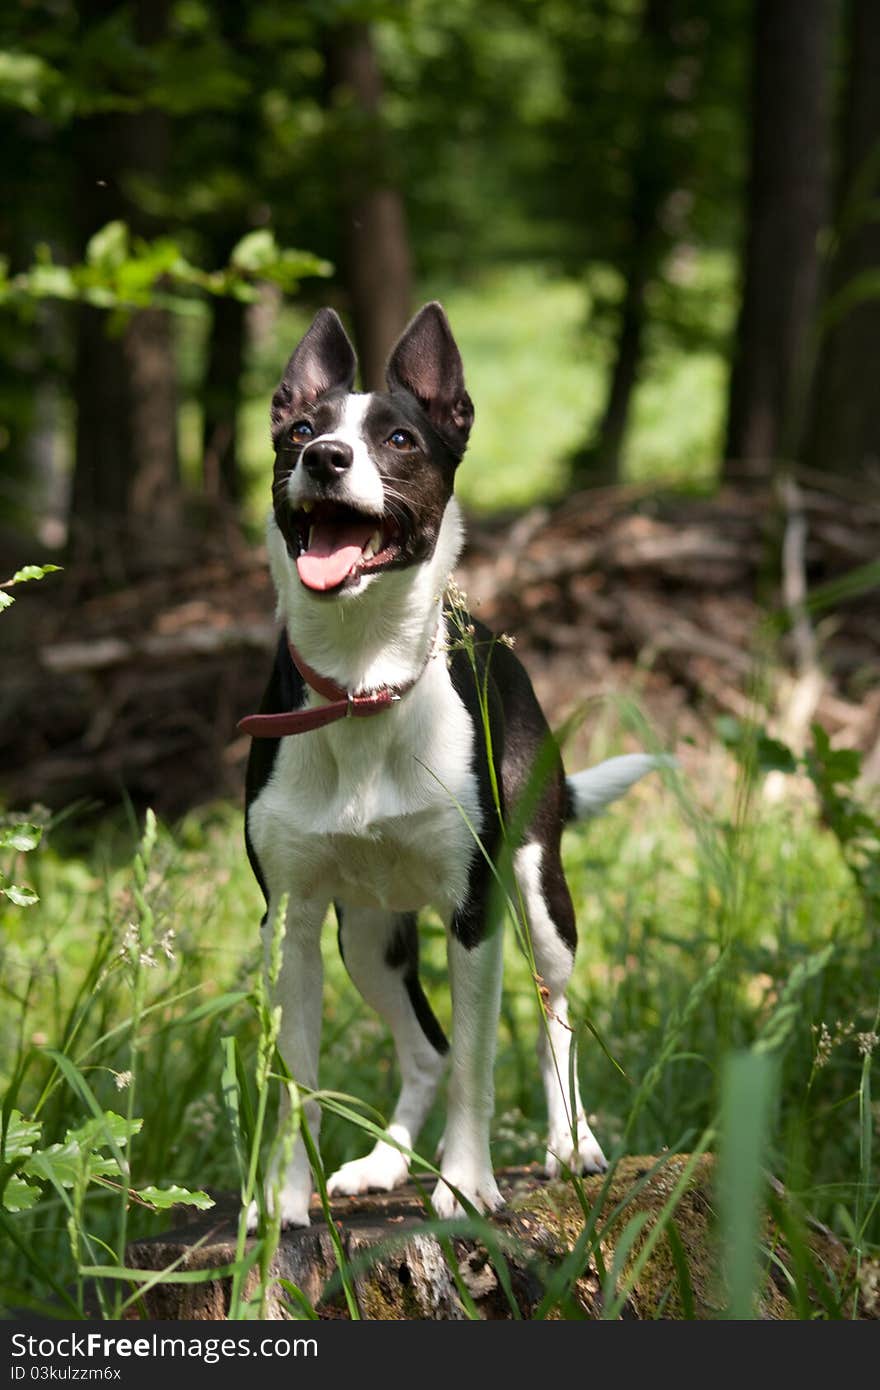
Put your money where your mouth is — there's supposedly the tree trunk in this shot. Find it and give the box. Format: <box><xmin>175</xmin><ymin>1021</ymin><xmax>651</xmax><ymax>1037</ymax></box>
<box><xmin>121</xmin><ymin>1</ymin><xmax>180</xmax><ymax>539</ymax></box>
<box><xmin>123</xmin><ymin>308</ymin><xmax>179</xmax><ymax>531</ymax></box>
<box><xmin>324</xmin><ymin>23</ymin><xmax>412</xmax><ymax>391</ymax></box>
<box><xmin>574</xmin><ymin>0</ymin><xmax>682</xmax><ymax>487</ymax></box>
<box><xmin>589</xmin><ymin>234</ymin><xmax>652</xmax><ymax>485</ymax></box>
<box><xmin>201</xmin><ymin>291</ymin><xmax>247</xmax><ymax>504</ymax></box>
<box><xmin>0</xmin><ymin>109</ymin><xmax>65</xmax><ymax>535</ymax></box>
<box><xmin>804</xmin><ymin>0</ymin><xmax>880</xmax><ymax>482</ymax></box>
<box><xmin>69</xmin><ymin>91</ymin><xmax>134</xmax><ymax>576</ymax></box>
<box><xmin>197</xmin><ymin>0</ymin><xmax>262</xmax><ymax>507</ymax></box>
<box><xmin>69</xmin><ymin>0</ymin><xmax>180</xmax><ymax>576</ymax></box>
<box><xmin>724</xmin><ymin>0</ymin><xmax>834</xmax><ymax>482</ymax></box>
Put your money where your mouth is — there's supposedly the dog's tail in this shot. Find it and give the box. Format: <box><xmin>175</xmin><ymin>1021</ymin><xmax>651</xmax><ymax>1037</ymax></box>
<box><xmin>565</xmin><ymin>753</ymin><xmax>674</xmax><ymax>823</ymax></box>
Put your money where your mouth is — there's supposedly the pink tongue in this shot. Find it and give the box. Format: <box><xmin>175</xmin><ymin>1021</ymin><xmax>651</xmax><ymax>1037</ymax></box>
<box><xmin>296</xmin><ymin>519</ymin><xmax>376</xmax><ymax>592</ymax></box>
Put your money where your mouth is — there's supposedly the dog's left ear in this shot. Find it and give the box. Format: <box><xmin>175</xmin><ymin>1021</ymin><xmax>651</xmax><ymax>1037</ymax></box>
<box><xmin>386</xmin><ymin>303</ymin><xmax>474</xmax><ymax>450</ymax></box>
<box><xmin>271</xmin><ymin>308</ymin><xmax>357</xmax><ymax>438</ymax></box>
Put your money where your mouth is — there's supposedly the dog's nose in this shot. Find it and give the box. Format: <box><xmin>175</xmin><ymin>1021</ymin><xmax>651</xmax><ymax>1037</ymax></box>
<box><xmin>301</xmin><ymin>440</ymin><xmax>353</xmax><ymax>481</ymax></box>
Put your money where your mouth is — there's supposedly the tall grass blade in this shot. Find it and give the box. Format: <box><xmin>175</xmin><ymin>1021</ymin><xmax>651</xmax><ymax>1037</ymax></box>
<box><xmin>717</xmin><ymin>1052</ymin><xmax>777</xmax><ymax>1318</ymax></box>
<box><xmin>298</xmin><ymin>1116</ymin><xmax>360</xmax><ymax>1320</ymax></box>
<box><xmin>665</xmin><ymin>1219</ymin><xmax>695</xmax><ymax>1319</ymax></box>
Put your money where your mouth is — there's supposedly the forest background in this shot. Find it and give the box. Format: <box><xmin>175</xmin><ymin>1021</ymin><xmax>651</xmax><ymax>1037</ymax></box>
<box><xmin>1</xmin><ymin>0</ymin><xmax>879</xmax><ymax>1320</ymax></box>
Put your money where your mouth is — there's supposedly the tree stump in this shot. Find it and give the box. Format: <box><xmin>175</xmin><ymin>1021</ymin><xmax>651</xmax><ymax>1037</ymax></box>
<box><xmin>123</xmin><ymin>1156</ymin><xmax>876</xmax><ymax>1320</ymax></box>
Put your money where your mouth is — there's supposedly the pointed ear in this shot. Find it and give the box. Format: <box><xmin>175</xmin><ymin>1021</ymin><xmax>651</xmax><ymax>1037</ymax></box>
<box><xmin>271</xmin><ymin>308</ymin><xmax>357</xmax><ymax>436</ymax></box>
<box><xmin>386</xmin><ymin>302</ymin><xmax>474</xmax><ymax>449</ymax></box>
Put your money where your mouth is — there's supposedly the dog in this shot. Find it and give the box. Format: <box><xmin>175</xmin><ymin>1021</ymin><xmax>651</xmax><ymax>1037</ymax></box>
<box><xmin>241</xmin><ymin>302</ymin><xmax>662</xmax><ymax>1226</ymax></box>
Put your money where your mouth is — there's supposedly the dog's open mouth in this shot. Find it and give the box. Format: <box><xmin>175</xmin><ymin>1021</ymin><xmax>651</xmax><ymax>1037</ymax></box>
<box><xmin>289</xmin><ymin>501</ymin><xmax>403</xmax><ymax>593</ymax></box>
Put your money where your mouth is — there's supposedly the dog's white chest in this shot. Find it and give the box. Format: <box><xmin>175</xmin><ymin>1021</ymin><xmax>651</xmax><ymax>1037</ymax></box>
<box><xmin>247</xmin><ymin>661</ymin><xmax>481</xmax><ymax>914</ymax></box>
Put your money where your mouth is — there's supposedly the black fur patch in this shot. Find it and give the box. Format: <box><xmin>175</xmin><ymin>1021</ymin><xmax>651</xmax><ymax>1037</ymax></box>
<box><xmin>447</xmin><ymin>615</ymin><xmax>575</xmax><ymax>950</ymax></box>
<box><xmin>384</xmin><ymin>914</ymin><xmax>449</xmax><ymax>1056</ymax></box>
<box><xmin>244</xmin><ymin>636</ymin><xmax>307</xmax><ymax>910</ymax></box>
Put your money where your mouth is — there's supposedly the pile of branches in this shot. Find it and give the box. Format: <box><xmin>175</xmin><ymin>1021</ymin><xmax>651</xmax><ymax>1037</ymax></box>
<box><xmin>2</xmin><ymin>475</ymin><xmax>878</xmax><ymax>815</ymax></box>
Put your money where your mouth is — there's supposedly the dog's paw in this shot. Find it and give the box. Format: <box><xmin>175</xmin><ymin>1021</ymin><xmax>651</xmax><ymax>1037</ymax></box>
<box><xmin>431</xmin><ymin>1167</ymin><xmax>505</xmax><ymax>1221</ymax></box>
<box><xmin>544</xmin><ymin>1116</ymin><xmax>608</xmax><ymax>1178</ymax></box>
<box><xmin>327</xmin><ymin>1144</ymin><xmax>410</xmax><ymax>1197</ymax></box>
<box><xmin>245</xmin><ymin>1187</ymin><xmax>312</xmax><ymax>1233</ymax></box>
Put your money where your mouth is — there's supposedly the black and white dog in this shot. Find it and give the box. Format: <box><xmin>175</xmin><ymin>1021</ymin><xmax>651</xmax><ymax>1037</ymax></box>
<box><xmin>242</xmin><ymin>303</ymin><xmax>660</xmax><ymax>1226</ymax></box>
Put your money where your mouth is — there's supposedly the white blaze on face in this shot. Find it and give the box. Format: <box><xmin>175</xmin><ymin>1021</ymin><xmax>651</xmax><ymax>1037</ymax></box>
<box><xmin>286</xmin><ymin>393</ymin><xmax>388</xmax><ymax>593</ymax></box>
<box><xmin>287</xmin><ymin>393</ymin><xmax>385</xmax><ymax>516</ymax></box>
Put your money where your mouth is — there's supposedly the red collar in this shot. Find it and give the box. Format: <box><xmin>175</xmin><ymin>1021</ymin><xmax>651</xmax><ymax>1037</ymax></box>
<box><xmin>238</xmin><ymin>639</ymin><xmax>429</xmax><ymax>739</ymax></box>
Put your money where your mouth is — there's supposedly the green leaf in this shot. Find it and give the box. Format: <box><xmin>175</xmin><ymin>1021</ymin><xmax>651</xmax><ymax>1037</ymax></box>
<box><xmin>70</xmin><ymin>1111</ymin><xmax>142</xmax><ymax>1150</ymax></box>
<box><xmin>0</xmin><ymin>592</ymin><xmax>13</xmax><ymax>612</ymax></box>
<box><xmin>135</xmin><ymin>1185</ymin><xmax>215</xmax><ymax>1211</ymax></box>
<box><xmin>714</xmin><ymin>717</ymin><xmax>797</xmax><ymax>775</ymax></box>
<box><xmin>0</xmin><ymin>825</ymin><xmax>43</xmax><ymax>853</ymax></box>
<box><xmin>8</xmin><ymin>564</ymin><xmax>62</xmax><ymax>585</ymax></box>
<box><xmin>24</xmin><ymin>263</ymin><xmax>77</xmax><ymax>300</ymax></box>
<box><xmin>1</xmin><ymin>883</ymin><xmax>39</xmax><ymax>907</ymax></box>
<box><xmin>229</xmin><ymin>230</ymin><xmax>331</xmax><ymax>288</ymax></box>
<box><xmin>1</xmin><ymin>1175</ymin><xmax>43</xmax><ymax>1213</ymax></box>
<box><xmin>0</xmin><ymin>51</ymin><xmax>61</xmax><ymax>115</ymax></box>
<box><xmin>86</xmin><ymin>220</ymin><xmax>130</xmax><ymax>270</ymax></box>
<box><xmin>2</xmin><ymin>1110</ymin><xmax>41</xmax><ymax>1163</ymax></box>
<box><xmin>1</xmin><ymin>1113</ymin><xmax>45</xmax><ymax>1211</ymax></box>
<box><xmin>148</xmin><ymin>48</ymin><xmax>250</xmax><ymax>116</ymax></box>
<box><xmin>755</xmin><ymin>734</ymin><xmax>797</xmax><ymax>775</ymax></box>
<box><xmin>23</xmin><ymin>1112</ymin><xmax>142</xmax><ymax>1189</ymax></box>
<box><xmin>229</xmin><ymin>229</ymin><xmax>278</xmax><ymax>272</ymax></box>
<box><xmin>26</xmin><ymin>1148</ymin><xmax>117</xmax><ymax>1189</ymax></box>
<box><xmin>821</xmin><ymin>748</ymin><xmax>862</xmax><ymax>786</ymax></box>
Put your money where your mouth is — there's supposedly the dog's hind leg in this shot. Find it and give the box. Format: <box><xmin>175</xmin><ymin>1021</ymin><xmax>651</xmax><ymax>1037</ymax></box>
<box><xmin>327</xmin><ymin>908</ymin><xmax>448</xmax><ymax>1196</ymax></box>
<box><xmin>251</xmin><ymin>895</ymin><xmax>327</xmax><ymax>1230</ymax></box>
<box><xmin>432</xmin><ymin>921</ymin><xmax>506</xmax><ymax>1219</ymax></box>
<box><xmin>515</xmin><ymin>840</ymin><xmax>608</xmax><ymax>1176</ymax></box>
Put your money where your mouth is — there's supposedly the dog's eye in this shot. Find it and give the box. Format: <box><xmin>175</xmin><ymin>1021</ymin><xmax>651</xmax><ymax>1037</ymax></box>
<box><xmin>289</xmin><ymin>421</ymin><xmax>314</xmax><ymax>445</ymax></box>
<box><xmin>387</xmin><ymin>429</ymin><xmax>416</xmax><ymax>451</ymax></box>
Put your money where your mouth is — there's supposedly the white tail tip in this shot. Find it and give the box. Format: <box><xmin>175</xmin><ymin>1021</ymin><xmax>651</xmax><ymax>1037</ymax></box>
<box><xmin>567</xmin><ymin>753</ymin><xmax>675</xmax><ymax>821</ymax></box>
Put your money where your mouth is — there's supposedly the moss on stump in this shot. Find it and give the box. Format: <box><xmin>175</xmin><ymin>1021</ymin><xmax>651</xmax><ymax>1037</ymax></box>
<box><xmin>123</xmin><ymin>1156</ymin><xmax>877</xmax><ymax>1320</ymax></box>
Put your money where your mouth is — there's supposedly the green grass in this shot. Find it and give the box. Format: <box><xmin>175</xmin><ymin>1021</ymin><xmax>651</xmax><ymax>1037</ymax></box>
<box><xmin>1</xmin><ymin>721</ymin><xmax>877</xmax><ymax>1317</ymax></box>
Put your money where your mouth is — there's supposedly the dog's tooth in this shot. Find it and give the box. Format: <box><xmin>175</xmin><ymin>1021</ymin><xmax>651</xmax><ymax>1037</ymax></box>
<box><xmin>301</xmin><ymin>500</ymin><xmax>313</xmax><ymax>514</ymax></box>
<box><xmin>307</xmin><ymin>525</ymin><xmax>314</xmax><ymax>549</ymax></box>
<box><xmin>364</xmin><ymin>530</ymin><xmax>382</xmax><ymax>557</ymax></box>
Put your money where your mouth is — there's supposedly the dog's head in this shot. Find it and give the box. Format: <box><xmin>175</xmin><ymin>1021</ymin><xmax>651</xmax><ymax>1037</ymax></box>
<box><xmin>269</xmin><ymin>303</ymin><xmax>473</xmax><ymax>599</ymax></box>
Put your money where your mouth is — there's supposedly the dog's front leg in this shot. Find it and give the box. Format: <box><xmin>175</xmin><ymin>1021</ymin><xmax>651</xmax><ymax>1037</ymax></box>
<box><xmin>432</xmin><ymin>925</ymin><xmax>506</xmax><ymax>1219</ymax></box>
<box><xmin>253</xmin><ymin>896</ymin><xmax>327</xmax><ymax>1230</ymax></box>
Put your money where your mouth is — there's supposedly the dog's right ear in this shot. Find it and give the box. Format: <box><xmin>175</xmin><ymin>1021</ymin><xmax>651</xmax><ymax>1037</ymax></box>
<box><xmin>386</xmin><ymin>302</ymin><xmax>474</xmax><ymax>452</ymax></box>
<box><xmin>271</xmin><ymin>308</ymin><xmax>357</xmax><ymax>438</ymax></box>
